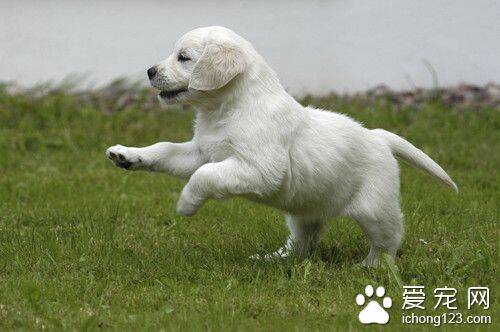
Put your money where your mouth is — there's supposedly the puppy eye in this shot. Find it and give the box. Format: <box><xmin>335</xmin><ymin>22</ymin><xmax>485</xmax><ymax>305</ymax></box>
<box><xmin>177</xmin><ymin>53</ymin><xmax>191</xmax><ymax>62</ymax></box>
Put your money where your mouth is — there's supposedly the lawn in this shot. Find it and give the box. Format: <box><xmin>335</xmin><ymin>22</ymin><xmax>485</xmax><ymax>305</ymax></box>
<box><xmin>0</xmin><ymin>84</ymin><xmax>497</xmax><ymax>331</ymax></box>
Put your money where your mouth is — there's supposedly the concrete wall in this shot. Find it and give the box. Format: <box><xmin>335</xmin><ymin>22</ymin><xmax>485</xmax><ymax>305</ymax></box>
<box><xmin>0</xmin><ymin>0</ymin><xmax>498</xmax><ymax>94</ymax></box>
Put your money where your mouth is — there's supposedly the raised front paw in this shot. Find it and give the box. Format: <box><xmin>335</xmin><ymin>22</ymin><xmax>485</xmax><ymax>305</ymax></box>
<box><xmin>106</xmin><ymin>145</ymin><xmax>144</xmax><ymax>170</ymax></box>
<box><xmin>176</xmin><ymin>195</ymin><xmax>199</xmax><ymax>216</ymax></box>
<box><xmin>176</xmin><ymin>187</ymin><xmax>204</xmax><ymax>216</ymax></box>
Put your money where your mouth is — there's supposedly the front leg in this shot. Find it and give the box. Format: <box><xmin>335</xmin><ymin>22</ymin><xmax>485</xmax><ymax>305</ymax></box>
<box><xmin>106</xmin><ymin>144</ymin><xmax>145</xmax><ymax>170</ymax></box>
<box><xmin>106</xmin><ymin>141</ymin><xmax>206</xmax><ymax>178</ymax></box>
<box><xmin>176</xmin><ymin>158</ymin><xmax>265</xmax><ymax>216</ymax></box>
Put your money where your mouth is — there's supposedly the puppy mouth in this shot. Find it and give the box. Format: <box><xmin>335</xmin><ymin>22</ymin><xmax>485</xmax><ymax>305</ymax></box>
<box><xmin>159</xmin><ymin>88</ymin><xmax>187</xmax><ymax>99</ymax></box>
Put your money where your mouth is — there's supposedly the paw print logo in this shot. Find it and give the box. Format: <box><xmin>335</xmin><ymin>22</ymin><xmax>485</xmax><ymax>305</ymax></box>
<box><xmin>356</xmin><ymin>285</ymin><xmax>392</xmax><ymax>324</ymax></box>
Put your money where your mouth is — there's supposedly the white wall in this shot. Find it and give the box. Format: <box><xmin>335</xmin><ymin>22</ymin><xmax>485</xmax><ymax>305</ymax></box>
<box><xmin>0</xmin><ymin>0</ymin><xmax>498</xmax><ymax>94</ymax></box>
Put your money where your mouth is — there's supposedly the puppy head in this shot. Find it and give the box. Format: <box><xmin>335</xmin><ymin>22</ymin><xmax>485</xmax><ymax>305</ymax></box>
<box><xmin>148</xmin><ymin>26</ymin><xmax>248</xmax><ymax>106</ymax></box>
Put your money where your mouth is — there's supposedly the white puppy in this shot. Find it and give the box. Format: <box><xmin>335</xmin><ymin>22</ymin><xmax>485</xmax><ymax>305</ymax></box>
<box><xmin>106</xmin><ymin>26</ymin><xmax>457</xmax><ymax>266</ymax></box>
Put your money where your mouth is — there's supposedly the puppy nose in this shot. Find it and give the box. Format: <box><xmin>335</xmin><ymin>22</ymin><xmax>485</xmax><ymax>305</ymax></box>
<box><xmin>147</xmin><ymin>66</ymin><xmax>157</xmax><ymax>79</ymax></box>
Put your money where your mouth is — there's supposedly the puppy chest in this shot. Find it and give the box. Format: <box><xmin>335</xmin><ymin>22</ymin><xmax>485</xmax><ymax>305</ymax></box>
<box><xmin>199</xmin><ymin>133</ymin><xmax>233</xmax><ymax>162</ymax></box>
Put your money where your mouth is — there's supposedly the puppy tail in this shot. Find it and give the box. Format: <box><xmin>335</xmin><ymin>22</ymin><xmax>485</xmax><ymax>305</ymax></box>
<box><xmin>372</xmin><ymin>129</ymin><xmax>458</xmax><ymax>192</ymax></box>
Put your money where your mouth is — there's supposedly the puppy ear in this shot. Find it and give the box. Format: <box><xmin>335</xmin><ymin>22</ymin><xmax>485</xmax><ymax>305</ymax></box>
<box><xmin>189</xmin><ymin>41</ymin><xmax>246</xmax><ymax>91</ymax></box>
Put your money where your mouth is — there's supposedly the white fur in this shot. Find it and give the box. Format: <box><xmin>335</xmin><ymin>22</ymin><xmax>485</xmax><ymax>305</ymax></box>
<box><xmin>106</xmin><ymin>26</ymin><xmax>457</xmax><ymax>266</ymax></box>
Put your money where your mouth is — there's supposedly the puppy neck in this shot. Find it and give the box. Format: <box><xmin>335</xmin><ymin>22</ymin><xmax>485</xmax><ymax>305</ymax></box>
<box><xmin>190</xmin><ymin>58</ymin><xmax>291</xmax><ymax>114</ymax></box>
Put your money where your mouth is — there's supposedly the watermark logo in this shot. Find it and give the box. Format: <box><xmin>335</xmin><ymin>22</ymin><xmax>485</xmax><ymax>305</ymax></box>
<box><xmin>356</xmin><ymin>285</ymin><xmax>392</xmax><ymax>324</ymax></box>
<box><xmin>355</xmin><ymin>285</ymin><xmax>492</xmax><ymax>326</ymax></box>
<box><xmin>401</xmin><ymin>285</ymin><xmax>491</xmax><ymax>326</ymax></box>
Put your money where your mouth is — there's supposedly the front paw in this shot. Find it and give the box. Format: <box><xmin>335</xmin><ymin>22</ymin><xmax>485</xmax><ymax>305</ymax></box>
<box><xmin>176</xmin><ymin>189</ymin><xmax>203</xmax><ymax>216</ymax></box>
<box><xmin>106</xmin><ymin>145</ymin><xmax>144</xmax><ymax>170</ymax></box>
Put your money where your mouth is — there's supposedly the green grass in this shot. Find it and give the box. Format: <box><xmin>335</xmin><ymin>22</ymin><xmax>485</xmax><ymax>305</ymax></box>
<box><xmin>0</xmin><ymin>86</ymin><xmax>498</xmax><ymax>331</ymax></box>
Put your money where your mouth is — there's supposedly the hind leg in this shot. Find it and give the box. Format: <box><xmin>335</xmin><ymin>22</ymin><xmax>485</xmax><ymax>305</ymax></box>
<box><xmin>351</xmin><ymin>206</ymin><xmax>403</xmax><ymax>267</ymax></box>
<box><xmin>356</xmin><ymin>210</ymin><xmax>403</xmax><ymax>267</ymax></box>
<box><xmin>346</xmin><ymin>161</ymin><xmax>404</xmax><ymax>266</ymax></box>
<box><xmin>252</xmin><ymin>214</ymin><xmax>328</xmax><ymax>260</ymax></box>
